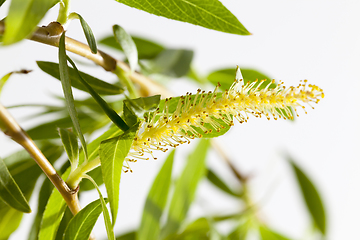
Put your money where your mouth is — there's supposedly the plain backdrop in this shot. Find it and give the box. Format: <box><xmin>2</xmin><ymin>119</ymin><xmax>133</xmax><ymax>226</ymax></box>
<box><xmin>1</xmin><ymin>0</ymin><xmax>360</xmax><ymax>239</ymax></box>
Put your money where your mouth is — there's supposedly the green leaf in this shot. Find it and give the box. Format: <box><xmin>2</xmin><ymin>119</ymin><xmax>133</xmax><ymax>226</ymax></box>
<box><xmin>161</xmin><ymin>139</ymin><xmax>210</xmax><ymax>239</ymax></box>
<box><xmin>27</xmin><ymin>112</ymin><xmax>98</xmax><ymax>140</ymax></box>
<box><xmin>37</xmin><ymin>61</ymin><xmax>123</xmax><ymax>95</ymax></box>
<box><xmin>63</xmin><ymin>198</ymin><xmax>106</xmax><ymax>240</ymax></box>
<box><xmin>66</xmin><ymin>57</ymin><xmax>130</xmax><ymax>132</ymax></box>
<box><xmin>151</xmin><ymin>49</ymin><xmax>194</xmax><ymax>78</ymax></box>
<box><xmin>55</xmin><ymin>208</ymin><xmax>72</xmax><ymax>240</ymax></box>
<box><xmin>0</xmin><ymin>157</ymin><xmax>31</xmax><ymax>212</ymax></box>
<box><xmin>114</xmin><ymin>0</ymin><xmax>250</xmax><ymax>35</ymax></box>
<box><xmin>100</xmin><ymin>124</ymin><xmax>138</xmax><ymax>225</ymax></box>
<box><xmin>116</xmin><ymin>231</ymin><xmax>136</xmax><ymax>240</ymax></box>
<box><xmin>206</xmin><ymin>169</ymin><xmax>241</xmax><ymax>197</ymax></box>
<box><xmin>3</xmin><ymin>0</ymin><xmax>58</xmax><ymax>44</ymax></box>
<box><xmin>165</xmin><ymin>218</ymin><xmax>211</xmax><ymax>240</ymax></box>
<box><xmin>38</xmin><ymin>168</ymin><xmax>71</xmax><ymax>240</ymax></box>
<box><xmin>113</xmin><ymin>25</ymin><xmax>138</xmax><ymax>72</ymax></box>
<box><xmin>289</xmin><ymin>159</ymin><xmax>326</xmax><ymax>235</ymax></box>
<box><xmin>59</xmin><ymin>32</ymin><xmax>88</xmax><ymax>160</ymax></box>
<box><xmin>0</xmin><ymin>0</ymin><xmax>6</xmax><ymax>7</ymax></box>
<box><xmin>58</xmin><ymin>128</ymin><xmax>79</xmax><ymax>170</ymax></box>
<box><xmin>227</xmin><ymin>223</ymin><xmax>248</xmax><ymax>240</ymax></box>
<box><xmin>71</xmin><ymin>13</ymin><xmax>97</xmax><ymax>54</ymax></box>
<box><xmin>259</xmin><ymin>225</ymin><xmax>291</xmax><ymax>240</ymax></box>
<box><xmin>28</xmin><ymin>179</ymin><xmax>53</xmax><ymax>240</ymax></box>
<box><xmin>0</xmin><ymin>143</ymin><xmax>62</xmax><ymax>240</ymax></box>
<box><xmin>124</xmin><ymin>95</ymin><xmax>161</xmax><ymax>120</ymax></box>
<box><xmin>137</xmin><ymin>150</ymin><xmax>175</xmax><ymax>240</ymax></box>
<box><xmin>84</xmin><ymin>176</ymin><xmax>115</xmax><ymax>240</ymax></box>
<box><xmin>99</xmin><ymin>35</ymin><xmax>164</xmax><ymax>59</ymax></box>
<box><xmin>0</xmin><ymin>70</ymin><xmax>32</xmax><ymax>95</ymax></box>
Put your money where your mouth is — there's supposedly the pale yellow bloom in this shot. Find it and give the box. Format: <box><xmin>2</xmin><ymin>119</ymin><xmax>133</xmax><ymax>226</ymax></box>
<box><xmin>125</xmin><ymin>74</ymin><xmax>324</xmax><ymax>166</ymax></box>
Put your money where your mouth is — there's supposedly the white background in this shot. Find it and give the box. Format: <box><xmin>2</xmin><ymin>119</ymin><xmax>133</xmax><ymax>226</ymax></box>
<box><xmin>1</xmin><ymin>0</ymin><xmax>360</xmax><ymax>239</ymax></box>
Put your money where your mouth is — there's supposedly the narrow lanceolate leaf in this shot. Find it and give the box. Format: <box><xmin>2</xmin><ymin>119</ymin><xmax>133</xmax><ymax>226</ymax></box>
<box><xmin>63</xmin><ymin>199</ymin><xmax>106</xmax><ymax>240</ymax></box>
<box><xmin>137</xmin><ymin>150</ymin><xmax>175</xmax><ymax>240</ymax></box>
<box><xmin>72</xmin><ymin>13</ymin><xmax>97</xmax><ymax>54</ymax></box>
<box><xmin>39</xmin><ymin>168</ymin><xmax>70</xmax><ymax>240</ymax></box>
<box><xmin>161</xmin><ymin>139</ymin><xmax>210</xmax><ymax>239</ymax></box>
<box><xmin>100</xmin><ymin>124</ymin><xmax>138</xmax><ymax>225</ymax></box>
<box><xmin>66</xmin><ymin>57</ymin><xmax>130</xmax><ymax>132</ymax></box>
<box><xmin>59</xmin><ymin>32</ymin><xmax>88</xmax><ymax>160</ymax></box>
<box><xmin>84</xmin><ymin>175</ymin><xmax>115</xmax><ymax>240</ymax></box>
<box><xmin>58</xmin><ymin>128</ymin><xmax>79</xmax><ymax>170</ymax></box>
<box><xmin>3</xmin><ymin>0</ymin><xmax>58</xmax><ymax>44</ymax></box>
<box><xmin>115</xmin><ymin>0</ymin><xmax>250</xmax><ymax>35</ymax></box>
<box><xmin>0</xmin><ymin>157</ymin><xmax>31</xmax><ymax>212</ymax></box>
<box><xmin>206</xmin><ymin>169</ymin><xmax>241</xmax><ymax>197</ymax></box>
<box><xmin>290</xmin><ymin>159</ymin><xmax>326</xmax><ymax>235</ymax></box>
<box><xmin>113</xmin><ymin>25</ymin><xmax>138</xmax><ymax>72</ymax></box>
<box><xmin>37</xmin><ymin>61</ymin><xmax>123</xmax><ymax>95</ymax></box>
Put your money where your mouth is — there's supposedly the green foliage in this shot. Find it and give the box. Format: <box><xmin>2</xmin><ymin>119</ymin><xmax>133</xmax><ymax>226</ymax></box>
<box><xmin>59</xmin><ymin>32</ymin><xmax>88</xmax><ymax>160</ymax></box>
<box><xmin>206</xmin><ymin>169</ymin><xmax>242</xmax><ymax>197</ymax></box>
<box><xmin>100</xmin><ymin>124</ymin><xmax>138</xmax><ymax>225</ymax></box>
<box><xmin>58</xmin><ymin>128</ymin><xmax>79</xmax><ymax>171</ymax></box>
<box><xmin>0</xmin><ymin>157</ymin><xmax>31</xmax><ymax>213</ymax></box>
<box><xmin>114</xmin><ymin>0</ymin><xmax>250</xmax><ymax>35</ymax></box>
<box><xmin>63</xmin><ymin>199</ymin><xmax>106</xmax><ymax>240</ymax></box>
<box><xmin>113</xmin><ymin>25</ymin><xmax>138</xmax><ymax>72</ymax></box>
<box><xmin>289</xmin><ymin>158</ymin><xmax>327</xmax><ymax>235</ymax></box>
<box><xmin>38</xmin><ymin>168</ymin><xmax>70</xmax><ymax>240</ymax></box>
<box><xmin>99</xmin><ymin>35</ymin><xmax>164</xmax><ymax>59</ymax></box>
<box><xmin>3</xmin><ymin>0</ymin><xmax>58</xmax><ymax>44</ymax></box>
<box><xmin>161</xmin><ymin>139</ymin><xmax>210</xmax><ymax>239</ymax></box>
<box><xmin>37</xmin><ymin>61</ymin><xmax>123</xmax><ymax>95</ymax></box>
<box><xmin>72</xmin><ymin>13</ymin><xmax>97</xmax><ymax>54</ymax></box>
<box><xmin>137</xmin><ymin>150</ymin><xmax>175</xmax><ymax>240</ymax></box>
<box><xmin>259</xmin><ymin>225</ymin><xmax>291</xmax><ymax>240</ymax></box>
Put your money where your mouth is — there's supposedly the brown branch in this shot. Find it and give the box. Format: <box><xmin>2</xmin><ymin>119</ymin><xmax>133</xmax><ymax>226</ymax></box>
<box><xmin>0</xmin><ymin>103</ymin><xmax>81</xmax><ymax>215</ymax></box>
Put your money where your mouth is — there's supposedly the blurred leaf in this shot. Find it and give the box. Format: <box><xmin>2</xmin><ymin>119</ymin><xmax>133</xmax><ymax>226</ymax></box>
<box><xmin>0</xmin><ymin>0</ymin><xmax>6</xmax><ymax>7</ymax></box>
<box><xmin>116</xmin><ymin>231</ymin><xmax>136</xmax><ymax>240</ymax></box>
<box><xmin>38</xmin><ymin>168</ymin><xmax>70</xmax><ymax>240</ymax></box>
<box><xmin>3</xmin><ymin>0</ymin><xmax>58</xmax><ymax>44</ymax></box>
<box><xmin>137</xmin><ymin>150</ymin><xmax>175</xmax><ymax>240</ymax></box>
<box><xmin>289</xmin><ymin>159</ymin><xmax>326</xmax><ymax>235</ymax></box>
<box><xmin>58</xmin><ymin>128</ymin><xmax>79</xmax><ymax>170</ymax></box>
<box><xmin>259</xmin><ymin>225</ymin><xmax>291</xmax><ymax>240</ymax></box>
<box><xmin>37</xmin><ymin>61</ymin><xmax>123</xmax><ymax>95</ymax></box>
<box><xmin>161</xmin><ymin>139</ymin><xmax>210</xmax><ymax>239</ymax></box>
<box><xmin>0</xmin><ymin>69</ymin><xmax>32</xmax><ymax>95</ymax></box>
<box><xmin>63</xmin><ymin>199</ymin><xmax>106</xmax><ymax>240</ymax></box>
<box><xmin>0</xmin><ymin>143</ymin><xmax>62</xmax><ymax>240</ymax></box>
<box><xmin>99</xmin><ymin>35</ymin><xmax>164</xmax><ymax>59</ymax></box>
<box><xmin>151</xmin><ymin>49</ymin><xmax>193</xmax><ymax>77</ymax></box>
<box><xmin>55</xmin><ymin>208</ymin><xmax>72</xmax><ymax>240</ymax></box>
<box><xmin>28</xmin><ymin>179</ymin><xmax>53</xmax><ymax>240</ymax></box>
<box><xmin>72</xmin><ymin>13</ymin><xmax>97</xmax><ymax>53</ymax></box>
<box><xmin>27</xmin><ymin>112</ymin><xmax>97</xmax><ymax>140</ymax></box>
<box><xmin>206</xmin><ymin>169</ymin><xmax>241</xmax><ymax>197</ymax></box>
<box><xmin>100</xmin><ymin>124</ymin><xmax>138</xmax><ymax>225</ymax></box>
<box><xmin>67</xmin><ymin>57</ymin><xmax>130</xmax><ymax>132</ymax></box>
<box><xmin>228</xmin><ymin>223</ymin><xmax>248</xmax><ymax>240</ymax></box>
<box><xmin>114</xmin><ymin>0</ymin><xmax>250</xmax><ymax>35</ymax></box>
<box><xmin>0</xmin><ymin>157</ymin><xmax>31</xmax><ymax>212</ymax></box>
<box><xmin>113</xmin><ymin>25</ymin><xmax>138</xmax><ymax>72</ymax></box>
<box><xmin>124</xmin><ymin>95</ymin><xmax>160</xmax><ymax>120</ymax></box>
<box><xmin>59</xmin><ymin>32</ymin><xmax>88</xmax><ymax>160</ymax></box>
<box><xmin>84</xmin><ymin>176</ymin><xmax>115</xmax><ymax>240</ymax></box>
<box><xmin>166</xmin><ymin>218</ymin><xmax>211</xmax><ymax>240</ymax></box>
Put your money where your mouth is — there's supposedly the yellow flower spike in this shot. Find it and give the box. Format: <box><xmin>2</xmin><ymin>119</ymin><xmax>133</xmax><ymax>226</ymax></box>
<box><xmin>125</xmin><ymin>71</ymin><xmax>324</xmax><ymax>165</ymax></box>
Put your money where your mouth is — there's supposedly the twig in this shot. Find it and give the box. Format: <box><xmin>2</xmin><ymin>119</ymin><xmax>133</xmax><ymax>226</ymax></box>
<box><xmin>0</xmin><ymin>103</ymin><xmax>81</xmax><ymax>215</ymax></box>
